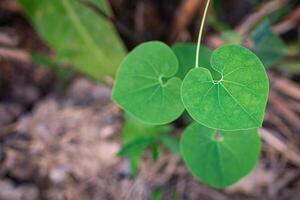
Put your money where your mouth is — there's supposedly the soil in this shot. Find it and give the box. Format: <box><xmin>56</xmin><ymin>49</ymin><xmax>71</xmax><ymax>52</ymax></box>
<box><xmin>1</xmin><ymin>0</ymin><xmax>300</xmax><ymax>200</ymax></box>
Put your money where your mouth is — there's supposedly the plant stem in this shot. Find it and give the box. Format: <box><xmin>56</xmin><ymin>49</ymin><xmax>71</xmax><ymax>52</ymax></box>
<box><xmin>195</xmin><ymin>0</ymin><xmax>211</xmax><ymax>68</ymax></box>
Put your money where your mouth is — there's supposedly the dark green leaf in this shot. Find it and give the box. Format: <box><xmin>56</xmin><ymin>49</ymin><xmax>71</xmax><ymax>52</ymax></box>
<box><xmin>171</xmin><ymin>44</ymin><xmax>217</xmax><ymax>79</ymax></box>
<box><xmin>152</xmin><ymin>143</ymin><xmax>159</xmax><ymax>161</ymax></box>
<box><xmin>251</xmin><ymin>20</ymin><xmax>285</xmax><ymax>68</ymax></box>
<box><xmin>121</xmin><ymin>116</ymin><xmax>171</xmax><ymax>144</ymax></box>
<box><xmin>118</xmin><ymin>137</ymin><xmax>154</xmax><ymax>157</ymax></box>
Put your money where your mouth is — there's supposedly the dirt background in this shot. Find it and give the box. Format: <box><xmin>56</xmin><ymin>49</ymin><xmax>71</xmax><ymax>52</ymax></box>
<box><xmin>0</xmin><ymin>0</ymin><xmax>300</xmax><ymax>199</ymax></box>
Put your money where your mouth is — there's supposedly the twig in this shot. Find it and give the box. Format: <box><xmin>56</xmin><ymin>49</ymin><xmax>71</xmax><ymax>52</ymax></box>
<box><xmin>0</xmin><ymin>47</ymin><xmax>31</xmax><ymax>63</ymax></box>
<box><xmin>260</xmin><ymin>128</ymin><xmax>300</xmax><ymax>168</ymax></box>
<box><xmin>273</xmin><ymin>6</ymin><xmax>300</xmax><ymax>34</ymax></box>
<box><xmin>168</xmin><ymin>0</ymin><xmax>202</xmax><ymax>43</ymax></box>
<box><xmin>235</xmin><ymin>0</ymin><xmax>288</xmax><ymax>36</ymax></box>
<box><xmin>0</xmin><ymin>123</ymin><xmax>16</xmax><ymax>139</ymax></box>
<box><xmin>0</xmin><ymin>32</ymin><xmax>18</xmax><ymax>47</ymax></box>
<box><xmin>268</xmin><ymin>91</ymin><xmax>300</xmax><ymax>128</ymax></box>
<box><xmin>271</xmin><ymin>75</ymin><xmax>300</xmax><ymax>102</ymax></box>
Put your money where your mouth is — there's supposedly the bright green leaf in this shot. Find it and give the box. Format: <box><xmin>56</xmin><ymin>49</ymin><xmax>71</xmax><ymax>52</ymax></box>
<box><xmin>19</xmin><ymin>0</ymin><xmax>125</xmax><ymax>81</ymax></box>
<box><xmin>251</xmin><ymin>20</ymin><xmax>285</xmax><ymax>68</ymax></box>
<box><xmin>112</xmin><ymin>41</ymin><xmax>185</xmax><ymax>125</ymax></box>
<box><xmin>180</xmin><ymin>123</ymin><xmax>261</xmax><ymax>188</ymax></box>
<box><xmin>181</xmin><ymin>45</ymin><xmax>269</xmax><ymax>130</ymax></box>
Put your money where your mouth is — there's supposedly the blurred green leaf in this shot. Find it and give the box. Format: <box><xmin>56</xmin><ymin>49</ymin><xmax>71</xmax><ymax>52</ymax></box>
<box><xmin>171</xmin><ymin>43</ymin><xmax>221</xmax><ymax>80</ymax></box>
<box><xmin>250</xmin><ymin>20</ymin><xmax>285</xmax><ymax>68</ymax></box>
<box><xmin>120</xmin><ymin>116</ymin><xmax>171</xmax><ymax>175</ymax></box>
<box><xmin>19</xmin><ymin>0</ymin><xmax>125</xmax><ymax>81</ymax></box>
<box><xmin>128</xmin><ymin>154</ymin><xmax>141</xmax><ymax>176</ymax></box>
<box><xmin>32</xmin><ymin>53</ymin><xmax>73</xmax><ymax>90</ymax></box>
<box><xmin>118</xmin><ymin>137</ymin><xmax>154</xmax><ymax>157</ymax></box>
<box><xmin>268</xmin><ymin>5</ymin><xmax>290</xmax><ymax>23</ymax></box>
<box><xmin>121</xmin><ymin>116</ymin><xmax>171</xmax><ymax>145</ymax></box>
<box><xmin>151</xmin><ymin>189</ymin><xmax>163</xmax><ymax>200</ymax></box>
<box><xmin>152</xmin><ymin>143</ymin><xmax>159</xmax><ymax>161</ymax></box>
<box><xmin>159</xmin><ymin>134</ymin><xmax>179</xmax><ymax>155</ymax></box>
<box><xmin>90</xmin><ymin>0</ymin><xmax>112</xmax><ymax>16</ymax></box>
<box><xmin>221</xmin><ymin>31</ymin><xmax>242</xmax><ymax>45</ymax></box>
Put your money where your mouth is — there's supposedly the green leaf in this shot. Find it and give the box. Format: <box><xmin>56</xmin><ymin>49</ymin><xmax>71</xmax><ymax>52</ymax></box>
<box><xmin>221</xmin><ymin>31</ymin><xmax>242</xmax><ymax>45</ymax></box>
<box><xmin>118</xmin><ymin>137</ymin><xmax>154</xmax><ymax>157</ymax></box>
<box><xmin>120</xmin><ymin>117</ymin><xmax>170</xmax><ymax>174</ymax></box>
<box><xmin>128</xmin><ymin>154</ymin><xmax>141</xmax><ymax>176</ymax></box>
<box><xmin>180</xmin><ymin>123</ymin><xmax>261</xmax><ymax>188</ymax></box>
<box><xmin>112</xmin><ymin>41</ymin><xmax>185</xmax><ymax>124</ymax></box>
<box><xmin>151</xmin><ymin>188</ymin><xmax>163</xmax><ymax>200</ymax></box>
<box><xmin>159</xmin><ymin>134</ymin><xmax>180</xmax><ymax>154</ymax></box>
<box><xmin>19</xmin><ymin>0</ymin><xmax>125</xmax><ymax>81</ymax></box>
<box><xmin>121</xmin><ymin>115</ymin><xmax>171</xmax><ymax>144</ymax></box>
<box><xmin>90</xmin><ymin>0</ymin><xmax>112</xmax><ymax>17</ymax></box>
<box><xmin>172</xmin><ymin>44</ymin><xmax>216</xmax><ymax>79</ymax></box>
<box><xmin>181</xmin><ymin>45</ymin><xmax>269</xmax><ymax>130</ymax></box>
<box><xmin>152</xmin><ymin>143</ymin><xmax>159</xmax><ymax>161</ymax></box>
<box><xmin>250</xmin><ymin>20</ymin><xmax>285</xmax><ymax>68</ymax></box>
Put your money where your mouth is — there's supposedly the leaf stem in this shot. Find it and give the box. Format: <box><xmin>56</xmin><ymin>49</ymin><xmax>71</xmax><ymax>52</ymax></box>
<box><xmin>195</xmin><ymin>0</ymin><xmax>211</xmax><ymax>68</ymax></box>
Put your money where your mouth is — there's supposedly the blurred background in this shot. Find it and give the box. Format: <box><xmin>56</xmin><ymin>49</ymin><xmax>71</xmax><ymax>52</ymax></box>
<box><xmin>0</xmin><ymin>0</ymin><xmax>300</xmax><ymax>199</ymax></box>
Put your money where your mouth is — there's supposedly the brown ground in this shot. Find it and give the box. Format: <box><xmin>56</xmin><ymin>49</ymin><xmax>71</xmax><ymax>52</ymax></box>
<box><xmin>0</xmin><ymin>0</ymin><xmax>300</xmax><ymax>200</ymax></box>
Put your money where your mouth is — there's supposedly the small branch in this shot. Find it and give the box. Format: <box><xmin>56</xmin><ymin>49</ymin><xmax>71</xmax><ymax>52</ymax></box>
<box><xmin>168</xmin><ymin>0</ymin><xmax>202</xmax><ymax>43</ymax></box>
<box><xmin>268</xmin><ymin>91</ymin><xmax>300</xmax><ymax>128</ymax></box>
<box><xmin>270</xmin><ymin>74</ymin><xmax>300</xmax><ymax>102</ymax></box>
<box><xmin>0</xmin><ymin>123</ymin><xmax>16</xmax><ymax>139</ymax></box>
<box><xmin>0</xmin><ymin>47</ymin><xmax>31</xmax><ymax>63</ymax></box>
<box><xmin>273</xmin><ymin>6</ymin><xmax>300</xmax><ymax>34</ymax></box>
<box><xmin>235</xmin><ymin>0</ymin><xmax>288</xmax><ymax>36</ymax></box>
<box><xmin>260</xmin><ymin>128</ymin><xmax>300</xmax><ymax>168</ymax></box>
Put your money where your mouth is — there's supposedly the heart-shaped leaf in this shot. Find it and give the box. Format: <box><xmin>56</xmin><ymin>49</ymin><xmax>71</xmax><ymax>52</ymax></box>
<box><xmin>181</xmin><ymin>45</ymin><xmax>269</xmax><ymax>130</ymax></box>
<box><xmin>180</xmin><ymin>123</ymin><xmax>261</xmax><ymax>188</ymax></box>
<box><xmin>112</xmin><ymin>41</ymin><xmax>184</xmax><ymax>124</ymax></box>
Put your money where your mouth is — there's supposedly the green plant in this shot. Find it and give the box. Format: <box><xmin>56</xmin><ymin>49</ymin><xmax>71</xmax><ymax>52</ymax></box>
<box><xmin>113</xmin><ymin>0</ymin><xmax>269</xmax><ymax>188</ymax></box>
<box><xmin>19</xmin><ymin>0</ymin><xmax>125</xmax><ymax>81</ymax></box>
<box><xmin>250</xmin><ymin>19</ymin><xmax>286</xmax><ymax>68</ymax></box>
<box><xmin>118</xmin><ymin>114</ymin><xmax>179</xmax><ymax>175</ymax></box>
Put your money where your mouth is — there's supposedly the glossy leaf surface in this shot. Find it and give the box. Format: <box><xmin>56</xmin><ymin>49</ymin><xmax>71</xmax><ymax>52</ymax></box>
<box><xmin>181</xmin><ymin>45</ymin><xmax>269</xmax><ymax>130</ymax></box>
<box><xmin>112</xmin><ymin>41</ymin><xmax>184</xmax><ymax>124</ymax></box>
<box><xmin>180</xmin><ymin>123</ymin><xmax>261</xmax><ymax>188</ymax></box>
